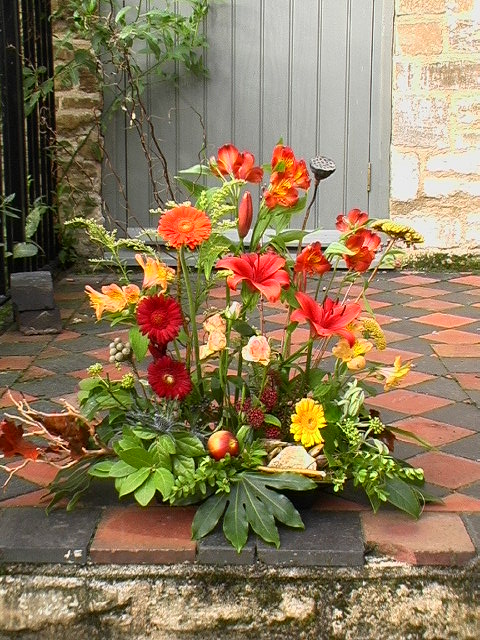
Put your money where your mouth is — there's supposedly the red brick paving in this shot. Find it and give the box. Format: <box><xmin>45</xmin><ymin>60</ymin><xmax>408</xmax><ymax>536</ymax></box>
<box><xmin>421</xmin><ymin>329</ymin><xmax>480</xmax><ymax>344</ymax></box>
<box><xmin>449</xmin><ymin>275</ymin><xmax>480</xmax><ymax>287</ymax></box>
<box><xmin>412</xmin><ymin>313</ymin><xmax>477</xmax><ymax>328</ymax></box>
<box><xmin>407</xmin><ymin>452</ymin><xmax>480</xmax><ymax>489</ymax></box>
<box><xmin>405</xmin><ymin>298</ymin><xmax>461</xmax><ymax>311</ymax></box>
<box><xmin>392</xmin><ymin>416</ymin><xmax>474</xmax><ymax>446</ymax></box>
<box><xmin>0</xmin><ymin>389</ymin><xmax>37</xmax><ymax>407</ymax></box>
<box><xmin>431</xmin><ymin>343</ymin><xmax>480</xmax><ymax>358</ymax></box>
<box><xmin>397</xmin><ymin>286</ymin><xmax>449</xmax><ymax>298</ymax></box>
<box><xmin>361</xmin><ymin>512</ymin><xmax>475</xmax><ymax>565</ymax></box>
<box><xmin>454</xmin><ymin>373</ymin><xmax>480</xmax><ymax>391</ymax></box>
<box><xmin>366</xmin><ymin>389</ymin><xmax>454</xmax><ymax>415</ymax></box>
<box><xmin>90</xmin><ymin>505</ymin><xmax>197</xmax><ymax>564</ymax></box>
<box><xmin>391</xmin><ymin>275</ymin><xmax>440</xmax><ymax>286</ymax></box>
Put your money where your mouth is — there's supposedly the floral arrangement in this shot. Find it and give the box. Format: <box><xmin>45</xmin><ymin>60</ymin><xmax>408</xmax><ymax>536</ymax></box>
<box><xmin>0</xmin><ymin>142</ymin><xmax>430</xmax><ymax>551</ymax></box>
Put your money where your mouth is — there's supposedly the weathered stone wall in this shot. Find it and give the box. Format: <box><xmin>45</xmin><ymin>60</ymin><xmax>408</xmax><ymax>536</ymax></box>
<box><xmin>51</xmin><ymin>1</ymin><xmax>104</xmax><ymax>256</ymax></box>
<box><xmin>391</xmin><ymin>0</ymin><xmax>480</xmax><ymax>253</ymax></box>
<box><xmin>0</xmin><ymin>562</ymin><xmax>479</xmax><ymax>639</ymax></box>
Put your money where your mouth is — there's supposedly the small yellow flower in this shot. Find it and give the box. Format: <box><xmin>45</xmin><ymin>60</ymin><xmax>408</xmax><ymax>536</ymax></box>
<box><xmin>378</xmin><ymin>356</ymin><xmax>411</xmax><ymax>391</ymax></box>
<box><xmin>290</xmin><ymin>398</ymin><xmax>327</xmax><ymax>448</ymax></box>
<box><xmin>371</xmin><ymin>220</ymin><xmax>424</xmax><ymax>247</ymax></box>
<box><xmin>361</xmin><ymin>318</ymin><xmax>386</xmax><ymax>351</ymax></box>
<box><xmin>332</xmin><ymin>338</ymin><xmax>373</xmax><ymax>371</ymax></box>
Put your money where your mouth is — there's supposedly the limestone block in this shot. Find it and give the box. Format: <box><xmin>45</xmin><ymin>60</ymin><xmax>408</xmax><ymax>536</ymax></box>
<box><xmin>391</xmin><ymin>149</ymin><xmax>420</xmax><ymax>201</ymax></box>
<box><xmin>16</xmin><ymin>308</ymin><xmax>62</xmax><ymax>335</ymax></box>
<box><xmin>396</xmin><ymin>0</ymin><xmax>446</xmax><ymax>14</ymax></box>
<box><xmin>448</xmin><ymin>18</ymin><xmax>480</xmax><ymax>52</ymax></box>
<box><xmin>423</xmin><ymin>178</ymin><xmax>480</xmax><ymax>197</ymax></box>
<box><xmin>426</xmin><ymin>150</ymin><xmax>480</xmax><ymax>174</ymax></box>
<box><xmin>396</xmin><ymin>21</ymin><xmax>444</xmax><ymax>55</ymax></box>
<box><xmin>421</xmin><ymin>61</ymin><xmax>480</xmax><ymax>91</ymax></box>
<box><xmin>392</xmin><ymin>96</ymin><xmax>449</xmax><ymax>149</ymax></box>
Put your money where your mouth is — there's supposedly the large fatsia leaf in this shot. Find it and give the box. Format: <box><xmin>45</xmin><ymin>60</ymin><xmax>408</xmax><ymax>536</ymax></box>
<box><xmin>192</xmin><ymin>472</ymin><xmax>317</xmax><ymax>553</ymax></box>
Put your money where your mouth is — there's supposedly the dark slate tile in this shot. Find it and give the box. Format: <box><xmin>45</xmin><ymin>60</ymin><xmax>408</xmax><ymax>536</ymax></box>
<box><xmin>442</xmin><ymin>433</ymin><xmax>480</xmax><ymax>461</ymax></box>
<box><xmin>424</xmin><ymin>402</ymin><xmax>480</xmax><ymax>432</ymax></box>
<box><xmin>0</xmin><ymin>507</ymin><xmax>100</xmax><ymax>564</ymax></box>
<box><xmin>256</xmin><ymin>511</ymin><xmax>364</xmax><ymax>567</ymax></box>
<box><xmin>0</xmin><ymin>341</ymin><xmax>47</xmax><ymax>356</ymax></box>
<box><xmin>462</xmin><ymin>514</ymin><xmax>480</xmax><ymax>552</ymax></box>
<box><xmin>197</xmin><ymin>528</ymin><xmax>256</xmax><ymax>565</ymax></box>
<box><xmin>13</xmin><ymin>375</ymin><xmax>79</xmax><ymax>398</ymax></box>
<box><xmin>390</xmin><ymin>337</ymin><xmax>437</xmax><ymax>356</ymax></box>
<box><xmin>380</xmin><ymin>306</ymin><xmax>431</xmax><ymax>321</ymax></box>
<box><xmin>413</xmin><ymin>377</ymin><xmax>469</xmax><ymax>403</ymax></box>
<box><xmin>413</xmin><ymin>354</ymin><xmax>451</xmax><ymax>376</ymax></box>
<box><xmin>462</xmin><ymin>482</ymin><xmax>480</xmax><ymax>499</ymax></box>
<box><xmin>391</xmin><ymin>440</ymin><xmax>424</xmax><ymax>461</ymax></box>
<box><xmin>0</xmin><ymin>474</ymin><xmax>37</xmax><ymax>500</ymax></box>
<box><xmin>0</xmin><ymin>372</ymin><xmax>21</xmax><ymax>388</ymax></box>
<box><xmin>38</xmin><ymin>353</ymin><xmax>98</xmax><ymax>374</ymax></box>
<box><xmin>435</xmin><ymin>358</ymin><xmax>480</xmax><ymax>374</ymax></box>
<box><xmin>54</xmin><ymin>335</ymin><xmax>109</xmax><ymax>353</ymax></box>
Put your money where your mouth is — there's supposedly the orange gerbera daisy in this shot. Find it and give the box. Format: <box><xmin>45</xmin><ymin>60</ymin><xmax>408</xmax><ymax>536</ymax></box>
<box><xmin>157</xmin><ymin>205</ymin><xmax>211</xmax><ymax>250</ymax></box>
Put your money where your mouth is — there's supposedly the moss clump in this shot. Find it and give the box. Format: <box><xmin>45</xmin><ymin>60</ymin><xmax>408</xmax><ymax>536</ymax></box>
<box><xmin>401</xmin><ymin>252</ymin><xmax>480</xmax><ymax>272</ymax></box>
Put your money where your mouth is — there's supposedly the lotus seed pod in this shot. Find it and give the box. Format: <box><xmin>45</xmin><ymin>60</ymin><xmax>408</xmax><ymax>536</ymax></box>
<box><xmin>309</xmin><ymin>156</ymin><xmax>336</xmax><ymax>181</ymax></box>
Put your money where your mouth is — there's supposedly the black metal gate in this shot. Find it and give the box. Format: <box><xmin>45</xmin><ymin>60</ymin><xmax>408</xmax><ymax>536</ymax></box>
<box><xmin>0</xmin><ymin>0</ymin><xmax>57</xmax><ymax>298</ymax></box>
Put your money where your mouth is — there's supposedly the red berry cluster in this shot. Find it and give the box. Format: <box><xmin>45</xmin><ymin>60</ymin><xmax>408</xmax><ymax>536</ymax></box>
<box><xmin>237</xmin><ymin>398</ymin><xmax>265</xmax><ymax>429</ymax></box>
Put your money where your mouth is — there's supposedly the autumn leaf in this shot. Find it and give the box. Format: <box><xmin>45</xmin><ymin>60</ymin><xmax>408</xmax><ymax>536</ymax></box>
<box><xmin>0</xmin><ymin>419</ymin><xmax>40</xmax><ymax>460</ymax></box>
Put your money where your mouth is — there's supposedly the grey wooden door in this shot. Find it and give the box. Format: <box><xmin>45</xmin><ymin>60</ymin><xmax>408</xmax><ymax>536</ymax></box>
<box><xmin>103</xmin><ymin>0</ymin><xmax>394</xmax><ymax>238</ymax></box>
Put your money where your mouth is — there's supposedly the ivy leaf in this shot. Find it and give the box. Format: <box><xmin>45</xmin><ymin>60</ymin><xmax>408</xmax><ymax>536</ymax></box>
<box><xmin>384</xmin><ymin>476</ymin><xmax>422</xmax><ymax>518</ymax></box>
<box><xmin>129</xmin><ymin>326</ymin><xmax>149</xmax><ymax>362</ymax></box>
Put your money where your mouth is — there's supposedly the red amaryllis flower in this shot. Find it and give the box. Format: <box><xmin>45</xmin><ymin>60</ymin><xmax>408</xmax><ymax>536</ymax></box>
<box><xmin>336</xmin><ymin>208</ymin><xmax>369</xmax><ymax>233</ymax></box>
<box><xmin>136</xmin><ymin>294</ymin><xmax>183</xmax><ymax>345</ymax></box>
<box><xmin>211</xmin><ymin>144</ymin><xmax>263</xmax><ymax>183</ymax></box>
<box><xmin>294</xmin><ymin>242</ymin><xmax>331</xmax><ymax>276</ymax></box>
<box><xmin>157</xmin><ymin>205</ymin><xmax>211</xmax><ymax>250</ymax></box>
<box><xmin>238</xmin><ymin>191</ymin><xmax>253</xmax><ymax>239</ymax></box>
<box><xmin>291</xmin><ymin>292</ymin><xmax>361</xmax><ymax>346</ymax></box>
<box><xmin>148</xmin><ymin>356</ymin><xmax>192</xmax><ymax>400</ymax></box>
<box><xmin>264</xmin><ymin>178</ymin><xmax>299</xmax><ymax>209</ymax></box>
<box><xmin>216</xmin><ymin>252</ymin><xmax>290</xmax><ymax>302</ymax></box>
<box><xmin>344</xmin><ymin>229</ymin><xmax>381</xmax><ymax>273</ymax></box>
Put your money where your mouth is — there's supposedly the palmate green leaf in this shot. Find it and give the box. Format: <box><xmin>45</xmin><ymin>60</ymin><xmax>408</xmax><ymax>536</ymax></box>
<box><xmin>384</xmin><ymin>476</ymin><xmax>422</xmax><ymax>518</ymax></box>
<box><xmin>191</xmin><ymin>492</ymin><xmax>229</xmax><ymax>540</ymax></box>
<box><xmin>223</xmin><ymin>484</ymin><xmax>249</xmax><ymax>552</ymax></box>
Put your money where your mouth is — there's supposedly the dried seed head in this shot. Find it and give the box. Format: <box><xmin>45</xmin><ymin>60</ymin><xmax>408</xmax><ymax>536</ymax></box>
<box><xmin>309</xmin><ymin>156</ymin><xmax>336</xmax><ymax>182</ymax></box>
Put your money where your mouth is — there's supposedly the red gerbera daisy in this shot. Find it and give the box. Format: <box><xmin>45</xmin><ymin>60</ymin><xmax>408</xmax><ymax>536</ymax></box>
<box><xmin>148</xmin><ymin>356</ymin><xmax>192</xmax><ymax>400</ymax></box>
<box><xmin>157</xmin><ymin>205</ymin><xmax>211</xmax><ymax>250</ymax></box>
<box><xmin>136</xmin><ymin>294</ymin><xmax>183</xmax><ymax>345</ymax></box>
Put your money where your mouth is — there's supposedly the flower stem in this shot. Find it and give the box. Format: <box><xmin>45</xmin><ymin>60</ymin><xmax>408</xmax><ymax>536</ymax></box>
<box><xmin>179</xmin><ymin>246</ymin><xmax>201</xmax><ymax>385</ymax></box>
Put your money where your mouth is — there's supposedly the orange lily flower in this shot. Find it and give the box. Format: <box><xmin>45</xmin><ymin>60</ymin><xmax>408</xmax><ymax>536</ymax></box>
<box><xmin>291</xmin><ymin>292</ymin><xmax>362</xmax><ymax>345</ymax></box>
<box><xmin>135</xmin><ymin>254</ymin><xmax>174</xmax><ymax>291</ymax></box>
<box><xmin>216</xmin><ymin>252</ymin><xmax>290</xmax><ymax>302</ymax></box>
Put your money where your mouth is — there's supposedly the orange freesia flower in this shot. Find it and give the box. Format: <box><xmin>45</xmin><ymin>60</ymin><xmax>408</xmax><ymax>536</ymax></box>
<box><xmin>336</xmin><ymin>208</ymin><xmax>369</xmax><ymax>233</ymax></box>
<box><xmin>344</xmin><ymin>229</ymin><xmax>381</xmax><ymax>273</ymax></box>
<box><xmin>378</xmin><ymin>356</ymin><xmax>411</xmax><ymax>391</ymax></box>
<box><xmin>157</xmin><ymin>205</ymin><xmax>211</xmax><ymax>250</ymax></box>
<box><xmin>291</xmin><ymin>292</ymin><xmax>362</xmax><ymax>345</ymax></box>
<box><xmin>135</xmin><ymin>254</ymin><xmax>174</xmax><ymax>291</ymax></box>
<box><xmin>210</xmin><ymin>144</ymin><xmax>263</xmax><ymax>183</ymax></box>
<box><xmin>85</xmin><ymin>283</ymin><xmax>140</xmax><ymax>320</ymax></box>
<box><xmin>216</xmin><ymin>252</ymin><xmax>290</xmax><ymax>303</ymax></box>
<box><xmin>270</xmin><ymin>145</ymin><xmax>311</xmax><ymax>190</ymax></box>
<box><xmin>332</xmin><ymin>337</ymin><xmax>373</xmax><ymax>371</ymax></box>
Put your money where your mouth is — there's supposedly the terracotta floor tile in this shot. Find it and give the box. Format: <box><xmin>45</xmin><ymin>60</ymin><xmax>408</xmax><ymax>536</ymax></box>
<box><xmin>424</xmin><ymin>492</ymin><xmax>480</xmax><ymax>512</ymax></box>
<box><xmin>367</xmin><ymin>346</ymin><xmax>423</xmax><ymax>365</ymax></box>
<box><xmin>372</xmin><ymin>313</ymin><xmax>400</xmax><ymax>326</ymax></box>
<box><xmin>20</xmin><ymin>366</ymin><xmax>55</xmax><ymax>381</ymax></box>
<box><xmin>382</xmin><ymin>329</ymin><xmax>410</xmax><ymax>343</ymax></box>
<box><xmin>265</xmin><ymin>312</ymin><xmax>289</xmax><ymax>325</ymax></box>
<box><xmin>90</xmin><ymin>505</ymin><xmax>196</xmax><ymax>564</ymax></box>
<box><xmin>36</xmin><ymin>347</ymin><xmax>70</xmax><ymax>360</ymax></box>
<box><xmin>388</xmin><ymin>369</ymin><xmax>436</xmax><ymax>389</ymax></box>
<box><xmin>396</xmin><ymin>286</ymin><xmax>449</xmax><ymax>298</ymax></box>
<box><xmin>455</xmin><ymin>373</ymin><xmax>480</xmax><ymax>391</ymax></box>
<box><xmin>432</xmin><ymin>343</ymin><xmax>480</xmax><ymax>358</ymax></box>
<box><xmin>412</xmin><ymin>313</ymin><xmax>476</xmax><ymax>328</ymax></box>
<box><xmin>52</xmin><ymin>330</ymin><xmax>82</xmax><ymax>342</ymax></box>
<box><xmin>450</xmin><ymin>275</ymin><xmax>480</xmax><ymax>287</ymax></box>
<box><xmin>84</xmin><ymin>348</ymin><xmax>111</xmax><ymax>362</ymax></box>
<box><xmin>361</xmin><ymin>299</ymin><xmax>391</xmax><ymax>310</ymax></box>
<box><xmin>361</xmin><ymin>512</ymin><xmax>475</xmax><ymax>565</ymax></box>
<box><xmin>0</xmin><ymin>488</ymin><xmax>51</xmax><ymax>507</ymax></box>
<box><xmin>6</xmin><ymin>461</ymin><xmax>59</xmax><ymax>487</ymax></box>
<box><xmin>421</xmin><ymin>329</ymin><xmax>480</xmax><ymax>344</ymax></box>
<box><xmin>390</xmin><ymin>275</ymin><xmax>440</xmax><ymax>286</ymax></box>
<box><xmin>0</xmin><ymin>356</ymin><xmax>34</xmax><ymax>370</ymax></box>
<box><xmin>51</xmin><ymin>392</ymin><xmax>80</xmax><ymax>408</ymax></box>
<box><xmin>391</xmin><ymin>416</ymin><xmax>474</xmax><ymax>446</ymax></box>
<box><xmin>407</xmin><ymin>451</ymin><xmax>480</xmax><ymax>489</ymax></box>
<box><xmin>0</xmin><ymin>389</ymin><xmax>37</xmax><ymax>408</ymax></box>
<box><xmin>366</xmin><ymin>389</ymin><xmax>453</xmax><ymax>415</ymax></box>
<box><xmin>405</xmin><ymin>298</ymin><xmax>461</xmax><ymax>311</ymax></box>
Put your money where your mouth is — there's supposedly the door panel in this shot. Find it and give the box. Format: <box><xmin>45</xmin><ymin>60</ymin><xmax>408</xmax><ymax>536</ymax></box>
<box><xmin>103</xmin><ymin>0</ymin><xmax>393</xmax><ymax>237</ymax></box>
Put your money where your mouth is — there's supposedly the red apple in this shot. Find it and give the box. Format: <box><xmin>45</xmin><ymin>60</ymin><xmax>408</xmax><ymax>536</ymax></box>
<box><xmin>207</xmin><ymin>430</ymin><xmax>240</xmax><ymax>461</ymax></box>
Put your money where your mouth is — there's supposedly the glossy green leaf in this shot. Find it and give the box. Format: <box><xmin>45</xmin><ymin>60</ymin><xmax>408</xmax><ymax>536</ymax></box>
<box><xmin>173</xmin><ymin>432</ymin><xmax>205</xmax><ymax>457</ymax></box>
<box><xmin>129</xmin><ymin>326</ymin><xmax>149</xmax><ymax>362</ymax></box>
<box><xmin>153</xmin><ymin>468</ymin><xmax>175</xmax><ymax>500</ymax></box>
<box><xmin>118</xmin><ymin>467</ymin><xmax>151</xmax><ymax>497</ymax></box>
<box><xmin>134</xmin><ymin>473</ymin><xmax>157</xmax><ymax>506</ymax></box>
<box><xmin>117</xmin><ymin>446</ymin><xmax>154</xmax><ymax>469</ymax></box>
<box><xmin>108</xmin><ymin>459</ymin><xmax>137</xmax><ymax>478</ymax></box>
<box><xmin>385</xmin><ymin>476</ymin><xmax>421</xmax><ymax>518</ymax></box>
<box><xmin>88</xmin><ymin>459</ymin><xmax>114</xmax><ymax>477</ymax></box>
